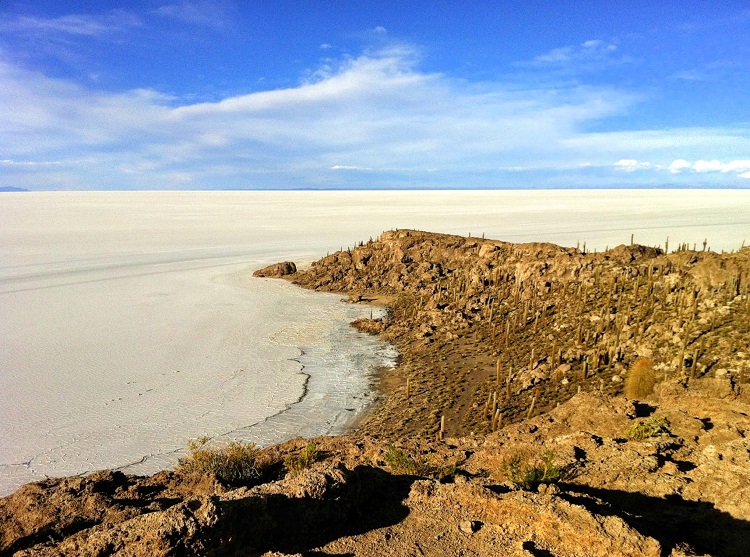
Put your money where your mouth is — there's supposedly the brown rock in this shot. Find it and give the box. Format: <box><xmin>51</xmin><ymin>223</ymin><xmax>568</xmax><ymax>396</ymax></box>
<box><xmin>253</xmin><ymin>261</ymin><xmax>297</xmax><ymax>278</ymax></box>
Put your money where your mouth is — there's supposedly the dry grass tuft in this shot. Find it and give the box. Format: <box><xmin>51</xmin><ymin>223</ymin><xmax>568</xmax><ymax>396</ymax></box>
<box><xmin>624</xmin><ymin>416</ymin><xmax>671</xmax><ymax>440</ymax></box>
<box><xmin>284</xmin><ymin>442</ymin><xmax>319</xmax><ymax>474</ymax></box>
<box><xmin>177</xmin><ymin>437</ymin><xmax>262</xmax><ymax>485</ymax></box>
<box><xmin>384</xmin><ymin>445</ymin><xmax>457</xmax><ymax>480</ymax></box>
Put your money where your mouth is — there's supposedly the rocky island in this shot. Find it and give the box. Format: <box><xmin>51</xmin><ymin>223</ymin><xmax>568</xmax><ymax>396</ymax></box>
<box><xmin>2</xmin><ymin>230</ymin><xmax>749</xmax><ymax>556</ymax></box>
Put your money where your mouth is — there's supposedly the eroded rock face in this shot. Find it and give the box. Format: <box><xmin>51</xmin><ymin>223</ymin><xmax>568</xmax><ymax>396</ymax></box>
<box><xmin>3</xmin><ymin>384</ymin><xmax>750</xmax><ymax>557</ymax></box>
<box><xmin>253</xmin><ymin>261</ymin><xmax>297</xmax><ymax>278</ymax></box>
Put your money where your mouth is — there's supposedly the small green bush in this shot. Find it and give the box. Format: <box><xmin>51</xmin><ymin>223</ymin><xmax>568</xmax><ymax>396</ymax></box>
<box><xmin>501</xmin><ymin>449</ymin><xmax>564</xmax><ymax>490</ymax></box>
<box><xmin>384</xmin><ymin>445</ymin><xmax>457</xmax><ymax>480</ymax></box>
<box><xmin>177</xmin><ymin>438</ymin><xmax>261</xmax><ymax>484</ymax></box>
<box><xmin>624</xmin><ymin>416</ymin><xmax>671</xmax><ymax>440</ymax></box>
<box><xmin>284</xmin><ymin>442</ymin><xmax>319</xmax><ymax>474</ymax></box>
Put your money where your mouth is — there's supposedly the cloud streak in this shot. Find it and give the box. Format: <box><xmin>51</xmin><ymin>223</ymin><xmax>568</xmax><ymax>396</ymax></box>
<box><xmin>154</xmin><ymin>1</ymin><xmax>232</xmax><ymax>28</ymax></box>
<box><xmin>533</xmin><ymin>39</ymin><xmax>618</xmax><ymax>65</ymax></box>
<box><xmin>1</xmin><ymin>11</ymin><xmax>141</xmax><ymax>37</ymax></box>
<box><xmin>1</xmin><ymin>44</ymin><xmax>748</xmax><ymax>190</ymax></box>
<box><xmin>682</xmin><ymin>159</ymin><xmax>750</xmax><ymax>175</ymax></box>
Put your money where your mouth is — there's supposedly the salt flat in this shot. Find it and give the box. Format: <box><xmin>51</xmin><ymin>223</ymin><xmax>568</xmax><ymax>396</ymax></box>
<box><xmin>0</xmin><ymin>189</ymin><xmax>748</xmax><ymax>495</ymax></box>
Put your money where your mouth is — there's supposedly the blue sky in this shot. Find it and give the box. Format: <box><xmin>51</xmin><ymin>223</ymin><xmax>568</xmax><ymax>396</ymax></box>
<box><xmin>1</xmin><ymin>1</ymin><xmax>749</xmax><ymax>190</ymax></box>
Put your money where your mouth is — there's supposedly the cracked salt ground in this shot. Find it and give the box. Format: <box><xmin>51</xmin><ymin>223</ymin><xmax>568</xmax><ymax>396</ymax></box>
<box><xmin>119</xmin><ymin>302</ymin><xmax>397</xmax><ymax>475</ymax></box>
<box><xmin>0</xmin><ymin>272</ymin><xmax>396</xmax><ymax>495</ymax></box>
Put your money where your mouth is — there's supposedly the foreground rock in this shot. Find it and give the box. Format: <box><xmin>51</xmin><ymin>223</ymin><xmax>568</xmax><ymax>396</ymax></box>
<box><xmin>2</xmin><ymin>383</ymin><xmax>749</xmax><ymax>556</ymax></box>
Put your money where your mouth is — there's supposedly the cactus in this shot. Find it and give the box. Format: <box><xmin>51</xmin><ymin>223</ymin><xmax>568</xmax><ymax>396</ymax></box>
<box><xmin>624</xmin><ymin>358</ymin><xmax>657</xmax><ymax>399</ymax></box>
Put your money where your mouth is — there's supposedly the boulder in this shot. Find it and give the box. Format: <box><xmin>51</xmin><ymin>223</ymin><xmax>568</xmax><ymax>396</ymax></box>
<box><xmin>253</xmin><ymin>261</ymin><xmax>297</xmax><ymax>278</ymax></box>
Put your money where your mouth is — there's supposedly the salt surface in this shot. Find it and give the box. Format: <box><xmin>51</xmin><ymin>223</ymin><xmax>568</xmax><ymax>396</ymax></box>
<box><xmin>1</xmin><ymin>189</ymin><xmax>749</xmax><ymax>496</ymax></box>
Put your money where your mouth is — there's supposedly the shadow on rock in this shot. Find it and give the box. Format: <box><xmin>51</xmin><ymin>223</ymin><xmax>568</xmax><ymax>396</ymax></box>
<box><xmin>560</xmin><ymin>484</ymin><xmax>750</xmax><ymax>557</ymax></box>
<box><xmin>521</xmin><ymin>541</ymin><xmax>554</xmax><ymax>557</ymax></box>
<box><xmin>208</xmin><ymin>465</ymin><xmax>413</xmax><ymax>556</ymax></box>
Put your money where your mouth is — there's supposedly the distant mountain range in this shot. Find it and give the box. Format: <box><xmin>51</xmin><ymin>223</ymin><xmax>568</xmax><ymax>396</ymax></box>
<box><xmin>0</xmin><ymin>186</ymin><xmax>29</xmax><ymax>192</ymax></box>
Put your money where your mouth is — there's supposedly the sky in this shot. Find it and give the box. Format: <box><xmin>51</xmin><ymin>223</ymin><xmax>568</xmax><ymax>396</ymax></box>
<box><xmin>0</xmin><ymin>1</ymin><xmax>749</xmax><ymax>191</ymax></box>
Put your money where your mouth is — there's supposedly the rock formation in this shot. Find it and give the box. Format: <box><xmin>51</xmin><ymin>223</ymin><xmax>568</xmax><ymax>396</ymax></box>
<box><xmin>252</xmin><ymin>261</ymin><xmax>297</xmax><ymax>278</ymax></box>
<box><xmin>291</xmin><ymin>230</ymin><xmax>750</xmax><ymax>438</ymax></box>
<box><xmin>3</xmin><ymin>230</ymin><xmax>750</xmax><ymax>557</ymax></box>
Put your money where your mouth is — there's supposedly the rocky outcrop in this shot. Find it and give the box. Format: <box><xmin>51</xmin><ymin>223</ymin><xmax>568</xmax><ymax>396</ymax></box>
<box><xmin>3</xmin><ymin>384</ymin><xmax>750</xmax><ymax>556</ymax></box>
<box><xmin>288</xmin><ymin>230</ymin><xmax>750</xmax><ymax>438</ymax></box>
<box><xmin>253</xmin><ymin>261</ymin><xmax>297</xmax><ymax>278</ymax></box>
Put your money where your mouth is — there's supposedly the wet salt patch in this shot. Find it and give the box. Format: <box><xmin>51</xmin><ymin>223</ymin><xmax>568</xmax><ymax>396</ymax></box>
<box><xmin>220</xmin><ymin>307</ymin><xmax>397</xmax><ymax>446</ymax></box>
<box><xmin>119</xmin><ymin>296</ymin><xmax>396</xmax><ymax>476</ymax></box>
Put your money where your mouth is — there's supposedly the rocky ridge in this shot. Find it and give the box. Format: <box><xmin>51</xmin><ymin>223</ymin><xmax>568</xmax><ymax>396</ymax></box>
<box><xmin>2</xmin><ymin>230</ymin><xmax>750</xmax><ymax>557</ymax></box>
<box><xmin>2</xmin><ymin>384</ymin><xmax>749</xmax><ymax>556</ymax></box>
<box><xmin>291</xmin><ymin>229</ymin><xmax>750</xmax><ymax>438</ymax></box>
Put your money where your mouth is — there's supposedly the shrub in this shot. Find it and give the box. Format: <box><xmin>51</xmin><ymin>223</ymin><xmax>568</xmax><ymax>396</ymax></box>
<box><xmin>624</xmin><ymin>357</ymin><xmax>657</xmax><ymax>399</ymax></box>
<box><xmin>501</xmin><ymin>449</ymin><xmax>564</xmax><ymax>490</ymax></box>
<box><xmin>384</xmin><ymin>445</ymin><xmax>416</xmax><ymax>474</ymax></box>
<box><xmin>624</xmin><ymin>416</ymin><xmax>671</xmax><ymax>440</ymax></box>
<box><xmin>384</xmin><ymin>445</ymin><xmax>457</xmax><ymax>480</ymax></box>
<box><xmin>284</xmin><ymin>442</ymin><xmax>319</xmax><ymax>474</ymax></box>
<box><xmin>177</xmin><ymin>438</ymin><xmax>261</xmax><ymax>485</ymax></box>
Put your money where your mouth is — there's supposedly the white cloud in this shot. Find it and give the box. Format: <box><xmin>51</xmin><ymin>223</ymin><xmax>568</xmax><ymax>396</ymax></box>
<box><xmin>2</xmin><ymin>11</ymin><xmax>140</xmax><ymax>36</ymax></box>
<box><xmin>1</xmin><ymin>159</ymin><xmax>63</xmax><ymax>166</ymax></box>
<box><xmin>154</xmin><ymin>1</ymin><xmax>231</xmax><ymax>27</ymax></box>
<box><xmin>669</xmin><ymin>69</ymin><xmax>707</xmax><ymax>81</ymax></box>
<box><xmin>613</xmin><ymin>157</ymin><xmax>750</xmax><ymax>179</ymax></box>
<box><xmin>721</xmin><ymin>160</ymin><xmax>750</xmax><ymax>173</ymax></box>
<box><xmin>669</xmin><ymin>159</ymin><xmax>750</xmax><ymax>175</ymax></box>
<box><xmin>741</xmin><ymin>171</ymin><xmax>750</xmax><ymax>179</ymax></box>
<box><xmin>565</xmin><ymin>130</ymin><xmax>750</xmax><ymax>164</ymax></box>
<box><xmin>1</xmin><ymin>45</ymin><xmax>748</xmax><ymax>190</ymax></box>
<box><xmin>669</xmin><ymin>159</ymin><xmax>693</xmax><ymax>173</ymax></box>
<box><xmin>532</xmin><ymin>39</ymin><xmax>619</xmax><ymax>65</ymax></box>
<box><xmin>693</xmin><ymin>159</ymin><xmax>724</xmax><ymax>172</ymax></box>
<box><xmin>614</xmin><ymin>159</ymin><xmax>653</xmax><ymax>171</ymax></box>
<box><xmin>331</xmin><ymin>165</ymin><xmax>373</xmax><ymax>171</ymax></box>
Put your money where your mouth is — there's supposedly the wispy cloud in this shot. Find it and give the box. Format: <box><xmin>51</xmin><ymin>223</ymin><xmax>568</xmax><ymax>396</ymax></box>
<box><xmin>331</xmin><ymin>165</ymin><xmax>373</xmax><ymax>171</ymax></box>
<box><xmin>614</xmin><ymin>159</ymin><xmax>658</xmax><ymax>171</ymax></box>
<box><xmin>676</xmin><ymin>9</ymin><xmax>750</xmax><ymax>32</ymax></box>
<box><xmin>154</xmin><ymin>1</ymin><xmax>232</xmax><ymax>28</ymax></box>
<box><xmin>1</xmin><ymin>45</ymin><xmax>748</xmax><ymax>190</ymax></box>
<box><xmin>681</xmin><ymin>159</ymin><xmax>750</xmax><ymax>174</ymax></box>
<box><xmin>565</xmin><ymin>128</ymin><xmax>750</xmax><ymax>158</ymax></box>
<box><xmin>615</xmin><ymin>158</ymin><xmax>750</xmax><ymax>179</ymax></box>
<box><xmin>529</xmin><ymin>39</ymin><xmax>626</xmax><ymax>70</ymax></box>
<box><xmin>668</xmin><ymin>60</ymin><xmax>740</xmax><ymax>82</ymax></box>
<box><xmin>668</xmin><ymin>69</ymin><xmax>707</xmax><ymax>81</ymax></box>
<box><xmin>1</xmin><ymin>10</ymin><xmax>140</xmax><ymax>37</ymax></box>
<box><xmin>1</xmin><ymin>159</ymin><xmax>64</xmax><ymax>166</ymax></box>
